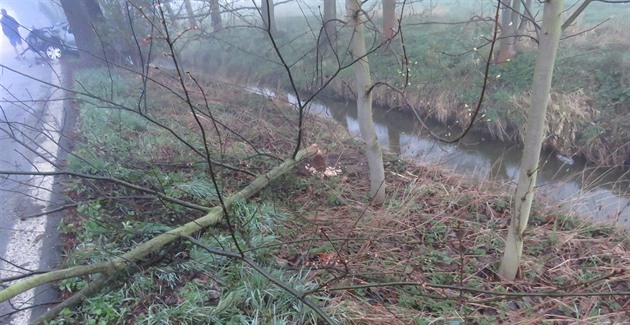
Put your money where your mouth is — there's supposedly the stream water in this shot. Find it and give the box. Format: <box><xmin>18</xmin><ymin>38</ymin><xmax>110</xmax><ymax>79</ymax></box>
<box><xmin>249</xmin><ymin>87</ymin><xmax>630</xmax><ymax>228</ymax></box>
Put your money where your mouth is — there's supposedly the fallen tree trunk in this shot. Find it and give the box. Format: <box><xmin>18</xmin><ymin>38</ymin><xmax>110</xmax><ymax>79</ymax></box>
<box><xmin>0</xmin><ymin>144</ymin><xmax>318</xmax><ymax>304</ymax></box>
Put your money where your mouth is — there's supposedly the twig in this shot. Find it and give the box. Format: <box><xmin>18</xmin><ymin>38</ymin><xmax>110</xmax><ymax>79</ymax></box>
<box><xmin>20</xmin><ymin>204</ymin><xmax>78</xmax><ymax>220</ymax></box>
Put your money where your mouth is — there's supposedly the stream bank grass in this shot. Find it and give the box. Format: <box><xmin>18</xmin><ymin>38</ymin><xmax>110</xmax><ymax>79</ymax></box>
<box><xmin>182</xmin><ymin>8</ymin><xmax>629</xmax><ymax>167</ymax></box>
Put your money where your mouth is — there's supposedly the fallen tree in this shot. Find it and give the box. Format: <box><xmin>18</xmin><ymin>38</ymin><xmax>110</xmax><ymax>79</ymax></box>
<box><xmin>0</xmin><ymin>144</ymin><xmax>321</xmax><ymax>322</ymax></box>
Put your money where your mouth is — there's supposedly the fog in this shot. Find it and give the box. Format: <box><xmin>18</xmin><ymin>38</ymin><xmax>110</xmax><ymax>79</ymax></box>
<box><xmin>1</xmin><ymin>0</ymin><xmax>56</xmax><ymax>54</ymax></box>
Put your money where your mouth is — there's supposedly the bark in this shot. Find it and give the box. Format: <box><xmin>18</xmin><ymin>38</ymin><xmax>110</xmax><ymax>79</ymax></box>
<box><xmin>496</xmin><ymin>0</ymin><xmax>521</xmax><ymax>64</ymax></box>
<box><xmin>59</xmin><ymin>0</ymin><xmax>101</xmax><ymax>60</ymax></box>
<box><xmin>83</xmin><ymin>0</ymin><xmax>104</xmax><ymax>21</ymax></box>
<box><xmin>83</xmin><ymin>0</ymin><xmax>114</xmax><ymax>58</ymax></box>
<box><xmin>346</xmin><ymin>0</ymin><xmax>386</xmax><ymax>205</ymax></box>
<box><xmin>210</xmin><ymin>0</ymin><xmax>223</xmax><ymax>32</ymax></box>
<box><xmin>164</xmin><ymin>1</ymin><xmax>179</xmax><ymax>29</ymax></box>
<box><xmin>261</xmin><ymin>0</ymin><xmax>277</xmax><ymax>36</ymax></box>
<box><xmin>183</xmin><ymin>0</ymin><xmax>196</xmax><ymax>27</ymax></box>
<box><xmin>321</xmin><ymin>0</ymin><xmax>337</xmax><ymax>47</ymax></box>
<box><xmin>382</xmin><ymin>0</ymin><xmax>396</xmax><ymax>40</ymax></box>
<box><xmin>499</xmin><ymin>0</ymin><xmax>563</xmax><ymax>281</ymax></box>
<box><xmin>0</xmin><ymin>145</ymin><xmax>319</xmax><ymax>303</ymax></box>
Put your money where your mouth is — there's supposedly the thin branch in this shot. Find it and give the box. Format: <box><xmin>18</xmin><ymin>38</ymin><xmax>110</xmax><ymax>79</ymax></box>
<box><xmin>562</xmin><ymin>0</ymin><xmax>593</xmax><ymax>31</ymax></box>
<box><xmin>20</xmin><ymin>204</ymin><xmax>78</xmax><ymax>220</ymax></box>
<box><xmin>0</xmin><ymin>170</ymin><xmax>211</xmax><ymax>212</ymax></box>
<box><xmin>0</xmin><ymin>64</ymin><xmax>256</xmax><ymax>177</ymax></box>
<box><xmin>368</xmin><ymin>0</ymin><xmax>502</xmax><ymax>144</ymax></box>
<box><xmin>561</xmin><ymin>17</ymin><xmax>611</xmax><ymax>40</ymax></box>
<box><xmin>0</xmin><ymin>300</ymin><xmax>62</xmax><ymax>320</ymax></box>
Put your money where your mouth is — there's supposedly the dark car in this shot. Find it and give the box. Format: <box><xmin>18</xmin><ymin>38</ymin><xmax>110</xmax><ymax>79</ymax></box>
<box><xmin>24</xmin><ymin>22</ymin><xmax>78</xmax><ymax>60</ymax></box>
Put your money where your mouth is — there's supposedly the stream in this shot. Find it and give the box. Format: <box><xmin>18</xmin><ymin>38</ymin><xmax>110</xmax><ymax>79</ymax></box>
<box><xmin>248</xmin><ymin>87</ymin><xmax>630</xmax><ymax>228</ymax></box>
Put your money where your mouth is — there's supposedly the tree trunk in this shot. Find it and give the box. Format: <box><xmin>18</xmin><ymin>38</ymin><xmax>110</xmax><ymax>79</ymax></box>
<box><xmin>183</xmin><ymin>0</ymin><xmax>196</xmax><ymax>27</ymax></box>
<box><xmin>0</xmin><ymin>145</ymin><xmax>320</xmax><ymax>303</ymax></box>
<box><xmin>496</xmin><ymin>0</ymin><xmax>521</xmax><ymax>64</ymax></box>
<box><xmin>164</xmin><ymin>1</ymin><xmax>179</xmax><ymax>29</ymax></box>
<box><xmin>321</xmin><ymin>0</ymin><xmax>337</xmax><ymax>47</ymax></box>
<box><xmin>382</xmin><ymin>0</ymin><xmax>396</xmax><ymax>40</ymax></box>
<box><xmin>210</xmin><ymin>0</ymin><xmax>223</xmax><ymax>32</ymax></box>
<box><xmin>59</xmin><ymin>0</ymin><xmax>102</xmax><ymax>63</ymax></box>
<box><xmin>498</xmin><ymin>0</ymin><xmax>563</xmax><ymax>281</ymax></box>
<box><xmin>261</xmin><ymin>0</ymin><xmax>277</xmax><ymax>36</ymax></box>
<box><xmin>83</xmin><ymin>0</ymin><xmax>104</xmax><ymax>21</ymax></box>
<box><xmin>346</xmin><ymin>0</ymin><xmax>386</xmax><ymax>205</ymax></box>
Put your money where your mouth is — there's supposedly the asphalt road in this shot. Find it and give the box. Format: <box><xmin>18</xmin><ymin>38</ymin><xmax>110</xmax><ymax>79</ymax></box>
<box><xmin>1</xmin><ymin>33</ymin><xmax>66</xmax><ymax>323</ymax></box>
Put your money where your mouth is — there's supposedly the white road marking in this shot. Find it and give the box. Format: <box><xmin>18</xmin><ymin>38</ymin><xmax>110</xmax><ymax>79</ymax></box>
<box><xmin>0</xmin><ymin>61</ymin><xmax>63</xmax><ymax>325</ymax></box>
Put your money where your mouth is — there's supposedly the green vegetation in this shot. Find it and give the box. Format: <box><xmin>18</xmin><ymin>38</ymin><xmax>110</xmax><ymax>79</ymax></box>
<box><xmin>53</xmin><ymin>69</ymin><xmax>337</xmax><ymax>324</ymax></box>
<box><xmin>182</xmin><ymin>7</ymin><xmax>629</xmax><ymax>166</ymax></box>
<box><xmin>47</xmin><ymin>68</ymin><xmax>630</xmax><ymax>324</ymax></box>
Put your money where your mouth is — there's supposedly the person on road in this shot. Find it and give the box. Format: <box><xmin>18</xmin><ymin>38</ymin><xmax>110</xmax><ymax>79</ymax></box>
<box><xmin>1</xmin><ymin>8</ymin><xmax>25</xmax><ymax>59</ymax></box>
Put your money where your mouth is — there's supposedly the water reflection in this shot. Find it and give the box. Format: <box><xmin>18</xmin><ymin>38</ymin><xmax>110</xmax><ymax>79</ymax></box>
<box><xmin>277</xmin><ymin>89</ymin><xmax>630</xmax><ymax>228</ymax></box>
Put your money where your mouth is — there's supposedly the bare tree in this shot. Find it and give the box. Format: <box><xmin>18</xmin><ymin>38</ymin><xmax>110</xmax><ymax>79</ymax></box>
<box><xmin>261</xmin><ymin>0</ymin><xmax>277</xmax><ymax>36</ymax></box>
<box><xmin>346</xmin><ymin>0</ymin><xmax>386</xmax><ymax>204</ymax></box>
<box><xmin>59</xmin><ymin>0</ymin><xmax>105</xmax><ymax>60</ymax></box>
<box><xmin>3</xmin><ymin>1</ymin><xmax>627</xmax><ymax>323</ymax></box>
<box><xmin>210</xmin><ymin>0</ymin><xmax>223</xmax><ymax>32</ymax></box>
<box><xmin>494</xmin><ymin>0</ymin><xmax>533</xmax><ymax>64</ymax></box>
<box><xmin>494</xmin><ymin>0</ymin><xmax>629</xmax><ymax>64</ymax></box>
<box><xmin>382</xmin><ymin>0</ymin><xmax>397</xmax><ymax>40</ymax></box>
<box><xmin>163</xmin><ymin>0</ymin><xmax>179</xmax><ymax>29</ymax></box>
<box><xmin>321</xmin><ymin>0</ymin><xmax>337</xmax><ymax>47</ymax></box>
<box><xmin>498</xmin><ymin>0</ymin><xmax>564</xmax><ymax>281</ymax></box>
<box><xmin>0</xmin><ymin>1</ymin><xmax>328</xmax><ymax>321</ymax></box>
<box><xmin>184</xmin><ymin>0</ymin><xmax>197</xmax><ymax>27</ymax></box>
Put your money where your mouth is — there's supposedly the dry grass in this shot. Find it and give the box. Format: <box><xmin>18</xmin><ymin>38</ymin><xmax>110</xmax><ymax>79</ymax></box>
<box><xmin>563</xmin><ymin>22</ymin><xmax>630</xmax><ymax>50</ymax></box>
<box><xmin>272</xmin><ymin>137</ymin><xmax>630</xmax><ymax>323</ymax></box>
<box><xmin>167</xmin><ymin>75</ymin><xmax>630</xmax><ymax>324</ymax></box>
<box><xmin>74</xmin><ymin>69</ymin><xmax>630</xmax><ymax>324</ymax></box>
<box><xmin>510</xmin><ymin>89</ymin><xmax>597</xmax><ymax>155</ymax></box>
